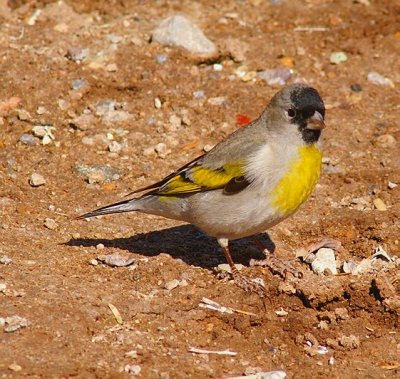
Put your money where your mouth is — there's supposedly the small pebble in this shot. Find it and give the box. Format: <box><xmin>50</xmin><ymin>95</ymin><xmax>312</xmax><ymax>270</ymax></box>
<box><xmin>103</xmin><ymin>254</ymin><xmax>135</xmax><ymax>267</ymax></box>
<box><xmin>57</xmin><ymin>99</ymin><xmax>70</xmax><ymax>110</ymax></box>
<box><xmin>213</xmin><ymin>63</ymin><xmax>223</xmax><ymax>71</ymax></box>
<box><xmin>36</xmin><ymin>106</ymin><xmax>47</xmax><ymax>115</ymax></box>
<box><xmin>124</xmin><ymin>364</ymin><xmax>141</xmax><ymax>376</ymax></box>
<box><xmin>96</xmin><ymin>243</ymin><xmax>105</xmax><ymax>250</ymax></box>
<box><xmin>155</xmin><ymin>142</ymin><xmax>170</xmax><ymax>158</ymax></box>
<box><xmin>155</xmin><ymin>54</ymin><xmax>168</xmax><ymax>64</ymax></box>
<box><xmin>125</xmin><ymin>350</ymin><xmax>138</xmax><ymax>358</ymax></box>
<box><xmin>350</xmin><ymin>83</ymin><xmax>362</xmax><ymax>92</ymax></box>
<box><xmin>106</xmin><ymin>63</ymin><xmax>118</xmax><ymax>72</ymax></box>
<box><xmin>203</xmin><ymin>144</ymin><xmax>214</xmax><ymax>152</ymax></box>
<box><xmin>29</xmin><ymin>173</ymin><xmax>46</xmax><ymax>187</ymax></box>
<box><xmin>71</xmin><ymin>79</ymin><xmax>87</xmax><ymax>90</ymax></box>
<box><xmin>164</xmin><ymin>279</ymin><xmax>180</xmax><ymax>291</ymax></box>
<box><xmin>275</xmin><ymin>308</ymin><xmax>288</xmax><ymax>317</ymax></box>
<box><xmin>19</xmin><ymin>134</ymin><xmax>38</xmax><ymax>146</ymax></box>
<box><xmin>0</xmin><ymin>255</ymin><xmax>12</xmax><ymax>265</ymax></box>
<box><xmin>373</xmin><ymin>198</ymin><xmax>387</xmax><ymax>211</ymax></box>
<box><xmin>330</xmin><ymin>51</ymin><xmax>348</xmax><ymax>64</ymax></box>
<box><xmin>17</xmin><ymin>109</ymin><xmax>31</xmax><ymax>121</ymax></box>
<box><xmin>338</xmin><ymin>335</ymin><xmax>360</xmax><ymax>349</ymax></box>
<box><xmin>108</xmin><ymin>141</ymin><xmax>122</xmax><ymax>153</ymax></box>
<box><xmin>8</xmin><ymin>363</ymin><xmax>22</xmax><ymax>372</ymax></box>
<box><xmin>44</xmin><ymin>218</ymin><xmax>58</xmax><ymax>230</ymax></box>
<box><xmin>66</xmin><ymin>47</ymin><xmax>90</xmax><ymax>62</ymax></box>
<box><xmin>193</xmin><ymin>90</ymin><xmax>205</xmax><ymax>99</ymax></box>
<box><xmin>154</xmin><ymin>97</ymin><xmax>162</xmax><ymax>109</ymax></box>
<box><xmin>388</xmin><ymin>181</ymin><xmax>398</xmax><ymax>189</ymax></box>
<box><xmin>89</xmin><ymin>259</ymin><xmax>98</xmax><ymax>266</ymax></box>
<box><xmin>367</xmin><ymin>71</ymin><xmax>394</xmax><ymax>87</ymax></box>
<box><xmin>42</xmin><ymin>135</ymin><xmax>52</xmax><ymax>145</ymax></box>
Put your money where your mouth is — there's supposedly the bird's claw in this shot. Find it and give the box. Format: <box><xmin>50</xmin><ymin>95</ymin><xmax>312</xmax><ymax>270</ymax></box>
<box><xmin>250</xmin><ymin>253</ymin><xmax>302</xmax><ymax>279</ymax></box>
<box><xmin>231</xmin><ymin>271</ymin><xmax>266</xmax><ymax>297</ymax></box>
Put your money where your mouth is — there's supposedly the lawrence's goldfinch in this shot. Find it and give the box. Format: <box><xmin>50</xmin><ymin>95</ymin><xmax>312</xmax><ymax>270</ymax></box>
<box><xmin>78</xmin><ymin>83</ymin><xmax>326</xmax><ymax>294</ymax></box>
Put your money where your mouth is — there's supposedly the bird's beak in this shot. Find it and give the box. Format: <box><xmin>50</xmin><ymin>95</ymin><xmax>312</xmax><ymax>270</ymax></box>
<box><xmin>306</xmin><ymin>111</ymin><xmax>325</xmax><ymax>130</ymax></box>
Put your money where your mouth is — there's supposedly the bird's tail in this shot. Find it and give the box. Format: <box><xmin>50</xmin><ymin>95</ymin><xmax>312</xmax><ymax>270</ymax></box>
<box><xmin>76</xmin><ymin>197</ymin><xmax>140</xmax><ymax>220</ymax></box>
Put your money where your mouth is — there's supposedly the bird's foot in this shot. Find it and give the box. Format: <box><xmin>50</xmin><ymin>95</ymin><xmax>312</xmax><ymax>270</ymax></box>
<box><xmin>250</xmin><ymin>251</ymin><xmax>301</xmax><ymax>279</ymax></box>
<box><xmin>231</xmin><ymin>270</ymin><xmax>266</xmax><ymax>297</ymax></box>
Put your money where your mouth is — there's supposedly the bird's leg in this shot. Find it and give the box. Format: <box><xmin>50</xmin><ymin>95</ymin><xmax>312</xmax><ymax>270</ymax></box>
<box><xmin>250</xmin><ymin>235</ymin><xmax>301</xmax><ymax>279</ymax></box>
<box><xmin>218</xmin><ymin>238</ymin><xmax>265</xmax><ymax>296</ymax></box>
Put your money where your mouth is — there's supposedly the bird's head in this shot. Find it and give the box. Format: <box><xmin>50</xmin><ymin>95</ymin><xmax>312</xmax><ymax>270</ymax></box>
<box><xmin>268</xmin><ymin>83</ymin><xmax>326</xmax><ymax>144</ymax></box>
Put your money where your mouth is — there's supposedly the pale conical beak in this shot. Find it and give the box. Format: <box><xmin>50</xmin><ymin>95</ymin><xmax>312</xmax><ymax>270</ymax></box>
<box><xmin>306</xmin><ymin>111</ymin><xmax>325</xmax><ymax>130</ymax></box>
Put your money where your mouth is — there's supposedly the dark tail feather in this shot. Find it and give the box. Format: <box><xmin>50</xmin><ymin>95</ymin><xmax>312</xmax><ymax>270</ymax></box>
<box><xmin>76</xmin><ymin>198</ymin><xmax>139</xmax><ymax>220</ymax></box>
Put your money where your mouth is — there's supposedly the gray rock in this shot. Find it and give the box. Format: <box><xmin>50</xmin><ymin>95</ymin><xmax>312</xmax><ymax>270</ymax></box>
<box><xmin>367</xmin><ymin>71</ymin><xmax>394</xmax><ymax>87</ymax></box>
<box><xmin>155</xmin><ymin>54</ymin><xmax>168</xmax><ymax>64</ymax></box>
<box><xmin>193</xmin><ymin>90</ymin><xmax>205</xmax><ymax>99</ymax></box>
<box><xmin>19</xmin><ymin>134</ymin><xmax>38</xmax><ymax>146</ymax></box>
<box><xmin>103</xmin><ymin>254</ymin><xmax>135</xmax><ymax>267</ymax></box>
<box><xmin>4</xmin><ymin>315</ymin><xmax>28</xmax><ymax>333</ymax></box>
<box><xmin>0</xmin><ymin>255</ymin><xmax>12</xmax><ymax>265</ymax></box>
<box><xmin>71</xmin><ymin>79</ymin><xmax>87</xmax><ymax>90</ymax></box>
<box><xmin>66</xmin><ymin>47</ymin><xmax>89</xmax><ymax>62</ymax></box>
<box><xmin>152</xmin><ymin>15</ymin><xmax>217</xmax><ymax>56</ymax></box>
<box><xmin>258</xmin><ymin>68</ymin><xmax>292</xmax><ymax>86</ymax></box>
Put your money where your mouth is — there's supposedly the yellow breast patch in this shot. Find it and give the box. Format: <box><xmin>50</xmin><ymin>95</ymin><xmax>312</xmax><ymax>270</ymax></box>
<box><xmin>271</xmin><ymin>145</ymin><xmax>322</xmax><ymax>215</ymax></box>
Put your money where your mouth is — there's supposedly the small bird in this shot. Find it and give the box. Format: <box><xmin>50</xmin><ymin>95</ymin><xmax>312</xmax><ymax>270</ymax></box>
<box><xmin>78</xmin><ymin>83</ymin><xmax>327</xmax><ymax>294</ymax></box>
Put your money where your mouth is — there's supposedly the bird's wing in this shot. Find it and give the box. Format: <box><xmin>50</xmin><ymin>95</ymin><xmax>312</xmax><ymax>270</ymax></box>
<box><xmin>129</xmin><ymin>154</ymin><xmax>251</xmax><ymax>197</ymax></box>
<box><xmin>129</xmin><ymin>118</ymin><xmax>268</xmax><ymax>197</ymax></box>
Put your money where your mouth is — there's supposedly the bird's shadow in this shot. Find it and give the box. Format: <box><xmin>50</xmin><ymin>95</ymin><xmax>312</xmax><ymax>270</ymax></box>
<box><xmin>66</xmin><ymin>224</ymin><xmax>276</xmax><ymax>269</ymax></box>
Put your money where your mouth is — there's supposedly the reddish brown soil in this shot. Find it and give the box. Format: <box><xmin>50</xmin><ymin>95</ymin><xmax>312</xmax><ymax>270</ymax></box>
<box><xmin>1</xmin><ymin>0</ymin><xmax>399</xmax><ymax>378</ymax></box>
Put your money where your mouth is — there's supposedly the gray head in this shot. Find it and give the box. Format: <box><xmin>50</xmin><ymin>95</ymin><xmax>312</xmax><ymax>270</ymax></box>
<box><xmin>266</xmin><ymin>83</ymin><xmax>326</xmax><ymax>144</ymax></box>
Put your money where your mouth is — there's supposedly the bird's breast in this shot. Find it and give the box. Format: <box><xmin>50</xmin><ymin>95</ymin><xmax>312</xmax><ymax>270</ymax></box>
<box><xmin>270</xmin><ymin>144</ymin><xmax>322</xmax><ymax>215</ymax></box>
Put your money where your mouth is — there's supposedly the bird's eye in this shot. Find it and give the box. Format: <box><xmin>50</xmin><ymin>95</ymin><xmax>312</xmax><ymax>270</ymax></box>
<box><xmin>287</xmin><ymin>109</ymin><xmax>296</xmax><ymax>118</ymax></box>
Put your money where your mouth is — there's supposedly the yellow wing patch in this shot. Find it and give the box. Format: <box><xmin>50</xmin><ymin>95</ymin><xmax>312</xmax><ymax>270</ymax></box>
<box><xmin>272</xmin><ymin>145</ymin><xmax>322</xmax><ymax>215</ymax></box>
<box><xmin>157</xmin><ymin>161</ymin><xmax>245</xmax><ymax>196</ymax></box>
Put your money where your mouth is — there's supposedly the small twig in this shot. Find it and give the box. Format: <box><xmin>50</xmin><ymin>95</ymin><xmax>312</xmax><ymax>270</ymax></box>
<box><xmin>294</xmin><ymin>26</ymin><xmax>329</xmax><ymax>32</ymax></box>
<box><xmin>108</xmin><ymin>303</ymin><xmax>123</xmax><ymax>324</ymax></box>
<box><xmin>199</xmin><ymin>298</ymin><xmax>257</xmax><ymax>316</ymax></box>
<box><xmin>188</xmin><ymin>346</ymin><xmax>237</xmax><ymax>356</ymax></box>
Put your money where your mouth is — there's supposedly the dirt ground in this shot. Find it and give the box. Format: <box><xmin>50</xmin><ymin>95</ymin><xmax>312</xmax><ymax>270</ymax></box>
<box><xmin>1</xmin><ymin>0</ymin><xmax>399</xmax><ymax>378</ymax></box>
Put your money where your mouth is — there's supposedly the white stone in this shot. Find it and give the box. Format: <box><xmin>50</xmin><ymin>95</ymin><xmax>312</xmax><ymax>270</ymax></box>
<box><xmin>152</xmin><ymin>15</ymin><xmax>217</xmax><ymax>55</ymax></box>
<box><xmin>311</xmin><ymin>248</ymin><xmax>337</xmax><ymax>275</ymax></box>
<box><xmin>29</xmin><ymin>173</ymin><xmax>46</xmax><ymax>187</ymax></box>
